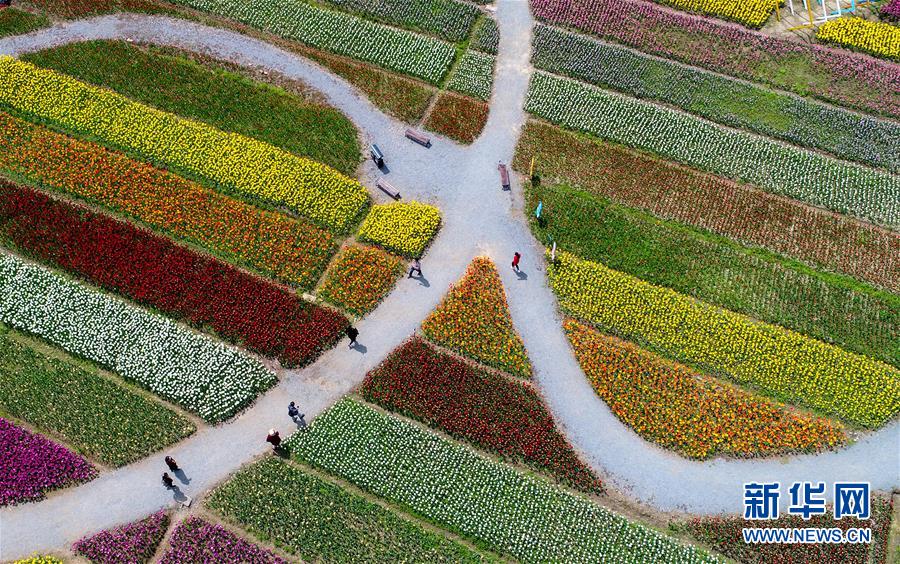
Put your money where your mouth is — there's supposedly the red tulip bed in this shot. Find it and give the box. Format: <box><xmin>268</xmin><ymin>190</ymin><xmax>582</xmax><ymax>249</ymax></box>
<box><xmin>359</xmin><ymin>337</ymin><xmax>603</xmax><ymax>493</ymax></box>
<box><xmin>0</xmin><ymin>182</ymin><xmax>348</xmax><ymax>368</ymax></box>
<box><xmin>686</xmin><ymin>495</ymin><xmax>893</xmax><ymax>564</ymax></box>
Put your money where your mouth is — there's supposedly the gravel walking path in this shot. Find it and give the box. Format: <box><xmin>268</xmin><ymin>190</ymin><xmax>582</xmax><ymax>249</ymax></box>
<box><xmin>0</xmin><ymin>4</ymin><xmax>897</xmax><ymax>559</ymax></box>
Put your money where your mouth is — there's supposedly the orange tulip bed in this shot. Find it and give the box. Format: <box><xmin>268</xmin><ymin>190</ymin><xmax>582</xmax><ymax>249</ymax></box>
<box><xmin>564</xmin><ymin>320</ymin><xmax>847</xmax><ymax>459</ymax></box>
<box><xmin>423</xmin><ymin>92</ymin><xmax>489</xmax><ymax>144</ymax></box>
<box><xmin>422</xmin><ymin>257</ymin><xmax>532</xmax><ymax>378</ymax></box>
<box><xmin>0</xmin><ymin>112</ymin><xmax>336</xmax><ymax>289</ymax></box>
<box><xmin>317</xmin><ymin>245</ymin><xmax>403</xmax><ymax>317</ymax></box>
<box><xmin>359</xmin><ymin>337</ymin><xmax>602</xmax><ymax>493</ymax></box>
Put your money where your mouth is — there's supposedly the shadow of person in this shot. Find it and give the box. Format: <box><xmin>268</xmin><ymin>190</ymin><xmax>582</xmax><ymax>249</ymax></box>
<box><xmin>173</xmin><ymin>469</ymin><xmax>191</xmax><ymax>485</ymax></box>
<box><xmin>414</xmin><ymin>275</ymin><xmax>430</xmax><ymax>288</ymax></box>
<box><xmin>169</xmin><ymin>485</ymin><xmax>187</xmax><ymax>504</ymax></box>
<box><xmin>292</xmin><ymin>415</ymin><xmax>308</xmax><ymax>430</ymax></box>
<box><xmin>515</xmin><ymin>270</ymin><xmax>528</xmax><ymax>280</ymax></box>
<box><xmin>351</xmin><ymin>342</ymin><xmax>368</xmax><ymax>354</ymax></box>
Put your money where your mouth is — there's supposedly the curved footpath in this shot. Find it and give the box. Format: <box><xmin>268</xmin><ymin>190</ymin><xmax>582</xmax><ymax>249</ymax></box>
<box><xmin>1</xmin><ymin>5</ymin><xmax>898</xmax><ymax>559</ymax></box>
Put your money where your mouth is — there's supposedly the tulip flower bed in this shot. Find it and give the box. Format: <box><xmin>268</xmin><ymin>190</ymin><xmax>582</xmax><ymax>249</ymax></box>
<box><xmin>357</xmin><ymin>201</ymin><xmax>441</xmax><ymax>257</ymax></box>
<box><xmin>0</xmin><ymin>113</ymin><xmax>336</xmax><ymax>289</ymax></box>
<box><xmin>565</xmin><ymin>320</ymin><xmax>846</xmax><ymax>458</ymax></box>
<box><xmin>0</xmin><ymin>58</ymin><xmax>368</xmax><ymax>233</ymax></box>
<box><xmin>360</xmin><ymin>338</ymin><xmax>602</xmax><ymax>490</ymax></box>
<box><xmin>287</xmin><ymin>399</ymin><xmax>719</xmax><ymax>563</ymax></box>
<box><xmin>0</xmin><ymin>254</ymin><xmax>276</xmax><ymax>423</ymax></box>
<box><xmin>652</xmin><ymin>0</ymin><xmax>778</xmax><ymax>27</ymax></box>
<box><xmin>447</xmin><ymin>50</ymin><xmax>496</xmax><ymax>101</ymax></box>
<box><xmin>530</xmin><ymin>0</ymin><xmax>900</xmax><ymax>119</ymax></box>
<box><xmin>686</xmin><ymin>495</ymin><xmax>893</xmax><ymax>563</ymax></box>
<box><xmin>816</xmin><ymin>17</ymin><xmax>900</xmax><ymax>61</ymax></box>
<box><xmin>160</xmin><ymin>516</ymin><xmax>288</xmax><ymax>564</ymax></box>
<box><xmin>532</xmin><ymin>25</ymin><xmax>900</xmax><ymax>173</ymax></box>
<box><xmin>1</xmin><ymin>417</ymin><xmax>96</xmax><ymax>506</ymax></box>
<box><xmin>0</xmin><ymin>8</ymin><xmax>49</xmax><ymax>38</ymax></box>
<box><xmin>526</xmin><ymin>72</ymin><xmax>899</xmax><ymax>227</ymax></box>
<box><xmin>528</xmin><ymin>183</ymin><xmax>900</xmax><ymax>367</ymax></box>
<box><xmin>549</xmin><ymin>252</ymin><xmax>900</xmax><ymax>428</ymax></box>
<box><xmin>12</xmin><ymin>558</ymin><xmax>63</xmax><ymax>564</ymax></box>
<box><xmin>207</xmin><ymin>457</ymin><xmax>485</xmax><ymax>562</ymax></box>
<box><xmin>422</xmin><ymin>257</ymin><xmax>532</xmax><ymax>378</ymax></box>
<box><xmin>319</xmin><ymin>0</ymin><xmax>480</xmax><ymax>42</ymax></box>
<box><xmin>169</xmin><ymin>0</ymin><xmax>455</xmax><ymax>84</ymax></box>
<box><xmin>73</xmin><ymin>511</ymin><xmax>169</xmax><ymax>564</ymax></box>
<box><xmin>317</xmin><ymin>245</ymin><xmax>403</xmax><ymax>317</ymax></box>
<box><xmin>0</xmin><ymin>325</ymin><xmax>195</xmax><ymax>467</ymax></box>
<box><xmin>22</xmin><ymin>41</ymin><xmax>361</xmax><ymax>177</ymax></box>
<box><xmin>0</xmin><ymin>183</ymin><xmax>348</xmax><ymax>368</ymax></box>
<box><xmin>514</xmin><ymin>121</ymin><xmax>899</xmax><ymax>291</ymax></box>
<box><xmin>883</xmin><ymin>0</ymin><xmax>900</xmax><ymax>20</ymax></box>
<box><xmin>423</xmin><ymin>92</ymin><xmax>489</xmax><ymax>143</ymax></box>
<box><xmin>472</xmin><ymin>17</ymin><xmax>500</xmax><ymax>54</ymax></box>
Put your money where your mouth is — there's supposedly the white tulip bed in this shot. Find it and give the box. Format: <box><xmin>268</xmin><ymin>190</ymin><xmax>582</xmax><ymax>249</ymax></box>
<box><xmin>0</xmin><ymin>254</ymin><xmax>276</xmax><ymax>424</ymax></box>
<box><xmin>171</xmin><ymin>0</ymin><xmax>456</xmax><ymax>84</ymax></box>
<box><xmin>447</xmin><ymin>50</ymin><xmax>495</xmax><ymax>101</ymax></box>
<box><xmin>287</xmin><ymin>399</ymin><xmax>720</xmax><ymax>563</ymax></box>
<box><xmin>525</xmin><ymin>72</ymin><xmax>900</xmax><ymax>227</ymax></box>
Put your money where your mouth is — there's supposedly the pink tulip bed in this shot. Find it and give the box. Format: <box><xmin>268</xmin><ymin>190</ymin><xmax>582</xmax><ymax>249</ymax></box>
<box><xmin>883</xmin><ymin>0</ymin><xmax>900</xmax><ymax>21</ymax></box>
<box><xmin>160</xmin><ymin>516</ymin><xmax>289</xmax><ymax>563</ymax></box>
<box><xmin>0</xmin><ymin>417</ymin><xmax>96</xmax><ymax>506</ymax></box>
<box><xmin>73</xmin><ymin>511</ymin><xmax>170</xmax><ymax>564</ymax></box>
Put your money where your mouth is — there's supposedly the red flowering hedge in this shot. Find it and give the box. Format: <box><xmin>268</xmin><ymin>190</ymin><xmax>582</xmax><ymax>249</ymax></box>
<box><xmin>0</xmin><ymin>182</ymin><xmax>348</xmax><ymax>367</ymax></box>
<box><xmin>686</xmin><ymin>495</ymin><xmax>893</xmax><ymax>564</ymax></box>
<box><xmin>359</xmin><ymin>338</ymin><xmax>602</xmax><ymax>493</ymax></box>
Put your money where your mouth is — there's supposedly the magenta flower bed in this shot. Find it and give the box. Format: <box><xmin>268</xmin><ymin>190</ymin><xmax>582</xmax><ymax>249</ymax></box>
<box><xmin>883</xmin><ymin>0</ymin><xmax>900</xmax><ymax>21</ymax></box>
<box><xmin>531</xmin><ymin>0</ymin><xmax>900</xmax><ymax>118</ymax></box>
<box><xmin>0</xmin><ymin>417</ymin><xmax>96</xmax><ymax>506</ymax></box>
<box><xmin>160</xmin><ymin>517</ymin><xmax>288</xmax><ymax>563</ymax></box>
<box><xmin>73</xmin><ymin>511</ymin><xmax>170</xmax><ymax>564</ymax></box>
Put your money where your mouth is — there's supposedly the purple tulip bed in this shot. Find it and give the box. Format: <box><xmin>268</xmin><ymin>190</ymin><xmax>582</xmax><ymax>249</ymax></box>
<box><xmin>72</xmin><ymin>511</ymin><xmax>170</xmax><ymax>564</ymax></box>
<box><xmin>160</xmin><ymin>516</ymin><xmax>289</xmax><ymax>563</ymax></box>
<box><xmin>883</xmin><ymin>0</ymin><xmax>900</xmax><ymax>21</ymax></box>
<box><xmin>0</xmin><ymin>417</ymin><xmax>96</xmax><ymax>506</ymax></box>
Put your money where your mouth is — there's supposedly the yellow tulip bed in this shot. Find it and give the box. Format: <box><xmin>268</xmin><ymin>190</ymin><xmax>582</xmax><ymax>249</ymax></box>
<box><xmin>549</xmin><ymin>252</ymin><xmax>900</xmax><ymax>428</ymax></box>
<box><xmin>656</xmin><ymin>0</ymin><xmax>779</xmax><ymax>28</ymax></box>
<box><xmin>565</xmin><ymin>319</ymin><xmax>846</xmax><ymax>459</ymax></box>
<box><xmin>422</xmin><ymin>257</ymin><xmax>532</xmax><ymax>378</ymax></box>
<box><xmin>0</xmin><ymin>57</ymin><xmax>368</xmax><ymax>232</ymax></box>
<box><xmin>357</xmin><ymin>201</ymin><xmax>441</xmax><ymax>257</ymax></box>
<box><xmin>816</xmin><ymin>17</ymin><xmax>900</xmax><ymax>61</ymax></box>
<box><xmin>317</xmin><ymin>245</ymin><xmax>404</xmax><ymax>317</ymax></box>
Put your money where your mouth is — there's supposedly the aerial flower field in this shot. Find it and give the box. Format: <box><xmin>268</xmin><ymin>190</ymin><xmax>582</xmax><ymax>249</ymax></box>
<box><xmin>357</xmin><ymin>201</ymin><xmax>441</xmax><ymax>257</ymax></box>
<box><xmin>73</xmin><ymin>511</ymin><xmax>170</xmax><ymax>564</ymax></box>
<box><xmin>318</xmin><ymin>0</ymin><xmax>481</xmax><ymax>42</ymax></box>
<box><xmin>651</xmin><ymin>0</ymin><xmax>779</xmax><ymax>27</ymax></box>
<box><xmin>447</xmin><ymin>49</ymin><xmax>496</xmax><ymax>100</ymax></box>
<box><xmin>317</xmin><ymin>245</ymin><xmax>403</xmax><ymax>316</ymax></box>
<box><xmin>160</xmin><ymin>517</ymin><xmax>289</xmax><ymax>564</ymax></box>
<box><xmin>816</xmin><ymin>17</ymin><xmax>900</xmax><ymax>61</ymax></box>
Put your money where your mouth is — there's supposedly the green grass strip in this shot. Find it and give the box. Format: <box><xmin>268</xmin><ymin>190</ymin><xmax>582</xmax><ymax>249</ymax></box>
<box><xmin>0</xmin><ymin>323</ymin><xmax>195</xmax><ymax>467</ymax></box>
<box><xmin>208</xmin><ymin>456</ymin><xmax>489</xmax><ymax>562</ymax></box>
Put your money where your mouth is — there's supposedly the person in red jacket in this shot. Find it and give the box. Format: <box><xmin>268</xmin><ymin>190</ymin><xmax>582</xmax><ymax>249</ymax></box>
<box><xmin>266</xmin><ymin>429</ymin><xmax>282</xmax><ymax>451</ymax></box>
<box><xmin>511</xmin><ymin>252</ymin><xmax>521</xmax><ymax>272</ymax></box>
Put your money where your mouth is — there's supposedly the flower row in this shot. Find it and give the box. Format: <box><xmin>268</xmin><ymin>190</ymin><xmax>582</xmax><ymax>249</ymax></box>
<box><xmin>73</xmin><ymin>511</ymin><xmax>170</xmax><ymax>564</ymax></box>
<box><xmin>526</xmin><ymin>72</ymin><xmax>899</xmax><ymax>227</ymax></box>
<box><xmin>423</xmin><ymin>92</ymin><xmax>490</xmax><ymax>144</ymax></box>
<box><xmin>472</xmin><ymin>17</ymin><xmax>500</xmax><ymax>54</ymax></box>
<box><xmin>548</xmin><ymin>252</ymin><xmax>900</xmax><ymax>428</ymax></box>
<box><xmin>564</xmin><ymin>320</ymin><xmax>846</xmax><ymax>459</ymax></box>
<box><xmin>0</xmin><ymin>58</ymin><xmax>368</xmax><ymax>232</ymax></box>
<box><xmin>0</xmin><ymin>112</ymin><xmax>337</xmax><ymax>289</ymax></box>
<box><xmin>161</xmin><ymin>516</ymin><xmax>289</xmax><ymax>564</ymax></box>
<box><xmin>287</xmin><ymin>399</ymin><xmax>719</xmax><ymax>563</ymax></box>
<box><xmin>514</xmin><ymin>121</ymin><xmax>900</xmax><ymax>292</ymax></box>
<box><xmin>422</xmin><ymin>257</ymin><xmax>532</xmax><ymax>378</ymax></box>
<box><xmin>360</xmin><ymin>338</ymin><xmax>601</xmax><ymax>490</ymax></box>
<box><xmin>0</xmin><ymin>254</ymin><xmax>276</xmax><ymax>423</ymax></box>
<box><xmin>170</xmin><ymin>0</ymin><xmax>456</xmax><ymax>84</ymax></box>
<box><xmin>208</xmin><ymin>457</ymin><xmax>482</xmax><ymax>562</ymax></box>
<box><xmin>530</xmin><ymin>0</ymin><xmax>900</xmax><ymax>118</ymax></box>
<box><xmin>0</xmin><ymin>183</ymin><xmax>348</xmax><ymax>368</ymax></box>
<box><xmin>0</xmin><ymin>325</ymin><xmax>195</xmax><ymax>467</ymax></box>
<box><xmin>1</xmin><ymin>417</ymin><xmax>95</xmax><ymax>507</ymax></box>
<box><xmin>320</xmin><ymin>0</ymin><xmax>480</xmax><ymax>42</ymax></box>
<box><xmin>816</xmin><ymin>17</ymin><xmax>900</xmax><ymax>61</ymax></box>
<box><xmin>447</xmin><ymin>50</ymin><xmax>496</xmax><ymax>101</ymax></box>
<box><xmin>654</xmin><ymin>0</ymin><xmax>778</xmax><ymax>27</ymax></box>
<box><xmin>317</xmin><ymin>245</ymin><xmax>403</xmax><ymax>317</ymax></box>
<box><xmin>883</xmin><ymin>0</ymin><xmax>900</xmax><ymax>20</ymax></box>
<box><xmin>357</xmin><ymin>201</ymin><xmax>441</xmax><ymax>257</ymax></box>
<box><xmin>532</xmin><ymin>25</ymin><xmax>900</xmax><ymax>173</ymax></box>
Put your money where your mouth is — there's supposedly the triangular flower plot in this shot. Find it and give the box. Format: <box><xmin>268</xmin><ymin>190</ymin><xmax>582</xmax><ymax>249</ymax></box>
<box><xmin>422</xmin><ymin>257</ymin><xmax>531</xmax><ymax>378</ymax></box>
<box><xmin>72</xmin><ymin>510</ymin><xmax>169</xmax><ymax>563</ymax></box>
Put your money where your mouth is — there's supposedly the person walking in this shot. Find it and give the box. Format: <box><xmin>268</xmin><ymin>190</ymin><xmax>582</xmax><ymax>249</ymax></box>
<box><xmin>346</xmin><ymin>325</ymin><xmax>359</xmax><ymax>348</ymax></box>
<box><xmin>162</xmin><ymin>472</ymin><xmax>174</xmax><ymax>489</ymax></box>
<box><xmin>511</xmin><ymin>252</ymin><xmax>521</xmax><ymax>272</ymax></box>
<box><xmin>164</xmin><ymin>456</ymin><xmax>179</xmax><ymax>472</ymax></box>
<box><xmin>288</xmin><ymin>401</ymin><xmax>305</xmax><ymax>425</ymax></box>
<box><xmin>266</xmin><ymin>429</ymin><xmax>282</xmax><ymax>451</ymax></box>
<box><xmin>408</xmin><ymin>258</ymin><xmax>422</xmax><ymax>279</ymax></box>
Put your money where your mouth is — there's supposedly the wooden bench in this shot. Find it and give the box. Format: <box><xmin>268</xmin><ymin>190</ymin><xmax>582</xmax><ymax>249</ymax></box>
<box><xmin>405</xmin><ymin>128</ymin><xmax>431</xmax><ymax>147</ymax></box>
<box><xmin>498</xmin><ymin>163</ymin><xmax>510</xmax><ymax>190</ymax></box>
<box><xmin>376</xmin><ymin>178</ymin><xmax>401</xmax><ymax>200</ymax></box>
